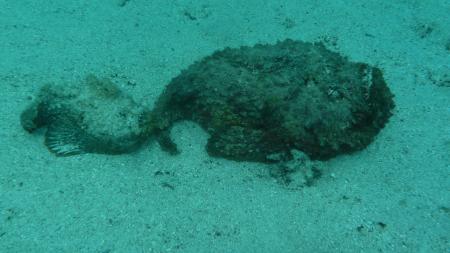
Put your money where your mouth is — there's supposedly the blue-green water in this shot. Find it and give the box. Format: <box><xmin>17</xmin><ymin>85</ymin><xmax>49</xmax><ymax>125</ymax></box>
<box><xmin>1</xmin><ymin>1</ymin><xmax>449</xmax><ymax>252</ymax></box>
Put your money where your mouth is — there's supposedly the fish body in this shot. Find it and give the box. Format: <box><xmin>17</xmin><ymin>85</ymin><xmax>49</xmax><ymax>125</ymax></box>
<box><xmin>147</xmin><ymin>39</ymin><xmax>395</xmax><ymax>162</ymax></box>
<box><xmin>21</xmin><ymin>74</ymin><xmax>148</xmax><ymax>156</ymax></box>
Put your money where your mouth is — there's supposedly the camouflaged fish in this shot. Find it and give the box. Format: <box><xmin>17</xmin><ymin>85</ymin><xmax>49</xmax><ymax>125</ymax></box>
<box><xmin>20</xmin><ymin>74</ymin><xmax>149</xmax><ymax>156</ymax></box>
<box><xmin>143</xmin><ymin>39</ymin><xmax>395</xmax><ymax>162</ymax></box>
<box><xmin>21</xmin><ymin>40</ymin><xmax>395</xmax><ymax>162</ymax></box>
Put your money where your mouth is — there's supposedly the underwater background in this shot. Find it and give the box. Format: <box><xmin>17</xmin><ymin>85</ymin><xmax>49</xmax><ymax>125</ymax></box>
<box><xmin>0</xmin><ymin>0</ymin><xmax>449</xmax><ymax>252</ymax></box>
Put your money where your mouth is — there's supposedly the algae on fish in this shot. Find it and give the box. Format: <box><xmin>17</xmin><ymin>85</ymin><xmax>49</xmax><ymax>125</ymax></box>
<box><xmin>145</xmin><ymin>39</ymin><xmax>395</xmax><ymax>162</ymax></box>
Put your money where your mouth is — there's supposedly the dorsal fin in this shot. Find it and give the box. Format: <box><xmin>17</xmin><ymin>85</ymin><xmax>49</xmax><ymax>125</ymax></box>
<box><xmin>85</xmin><ymin>74</ymin><xmax>122</xmax><ymax>99</ymax></box>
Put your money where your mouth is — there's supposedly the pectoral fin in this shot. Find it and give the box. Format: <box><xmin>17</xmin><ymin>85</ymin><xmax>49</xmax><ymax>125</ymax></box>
<box><xmin>44</xmin><ymin>115</ymin><xmax>87</xmax><ymax>156</ymax></box>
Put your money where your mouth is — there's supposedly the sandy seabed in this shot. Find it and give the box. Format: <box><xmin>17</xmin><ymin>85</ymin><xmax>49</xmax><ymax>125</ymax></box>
<box><xmin>0</xmin><ymin>1</ymin><xmax>449</xmax><ymax>252</ymax></box>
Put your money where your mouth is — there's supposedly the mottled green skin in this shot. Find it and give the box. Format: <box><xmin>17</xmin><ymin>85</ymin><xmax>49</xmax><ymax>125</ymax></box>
<box><xmin>149</xmin><ymin>39</ymin><xmax>395</xmax><ymax>162</ymax></box>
